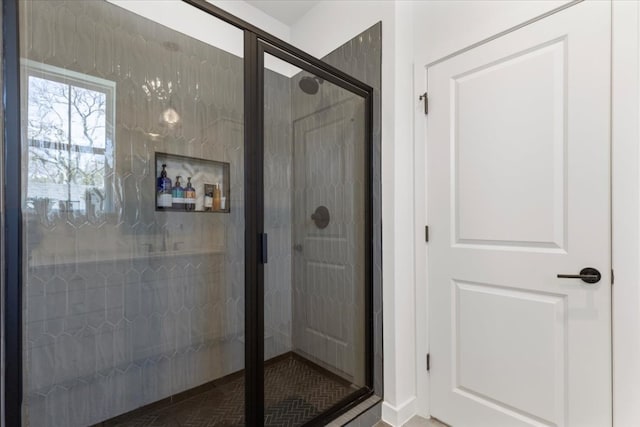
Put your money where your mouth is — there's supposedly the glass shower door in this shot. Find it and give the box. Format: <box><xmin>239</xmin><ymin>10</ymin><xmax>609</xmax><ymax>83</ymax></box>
<box><xmin>19</xmin><ymin>1</ymin><xmax>247</xmax><ymax>425</ymax></box>
<box><xmin>262</xmin><ymin>47</ymin><xmax>370</xmax><ymax>426</ymax></box>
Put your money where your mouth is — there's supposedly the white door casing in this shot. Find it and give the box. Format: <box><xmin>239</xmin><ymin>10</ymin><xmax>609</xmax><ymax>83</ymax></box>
<box><xmin>426</xmin><ymin>2</ymin><xmax>611</xmax><ymax>427</ymax></box>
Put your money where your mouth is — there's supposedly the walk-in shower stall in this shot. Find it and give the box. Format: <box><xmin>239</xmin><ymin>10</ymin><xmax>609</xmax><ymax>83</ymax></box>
<box><xmin>3</xmin><ymin>0</ymin><xmax>380</xmax><ymax>425</ymax></box>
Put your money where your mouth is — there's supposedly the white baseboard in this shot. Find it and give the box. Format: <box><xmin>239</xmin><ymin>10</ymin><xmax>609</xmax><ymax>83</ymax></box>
<box><xmin>381</xmin><ymin>397</ymin><xmax>417</xmax><ymax>426</ymax></box>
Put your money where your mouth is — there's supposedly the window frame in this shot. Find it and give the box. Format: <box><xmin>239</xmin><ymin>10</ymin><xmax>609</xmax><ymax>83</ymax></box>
<box><xmin>21</xmin><ymin>59</ymin><xmax>116</xmax><ymax>214</ymax></box>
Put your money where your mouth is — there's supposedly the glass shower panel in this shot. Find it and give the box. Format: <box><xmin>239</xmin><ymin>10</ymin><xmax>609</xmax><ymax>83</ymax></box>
<box><xmin>263</xmin><ymin>52</ymin><xmax>367</xmax><ymax>425</ymax></box>
<box><xmin>20</xmin><ymin>1</ymin><xmax>245</xmax><ymax>425</ymax></box>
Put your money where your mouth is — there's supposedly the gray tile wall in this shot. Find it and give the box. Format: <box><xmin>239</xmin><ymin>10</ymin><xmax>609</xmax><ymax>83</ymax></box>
<box><xmin>321</xmin><ymin>23</ymin><xmax>383</xmax><ymax>396</ymax></box>
<box><xmin>263</xmin><ymin>70</ymin><xmax>293</xmax><ymax>360</ymax></box>
<box><xmin>19</xmin><ymin>1</ymin><xmax>290</xmax><ymax>425</ymax></box>
<box><xmin>264</xmin><ymin>25</ymin><xmax>382</xmax><ymax>388</ymax></box>
<box><xmin>291</xmin><ymin>23</ymin><xmax>383</xmax><ymax>395</ymax></box>
<box><xmin>19</xmin><ymin>0</ymin><xmax>381</xmax><ymax>425</ymax></box>
<box><xmin>288</xmin><ymin>75</ymin><xmax>367</xmax><ymax>383</ymax></box>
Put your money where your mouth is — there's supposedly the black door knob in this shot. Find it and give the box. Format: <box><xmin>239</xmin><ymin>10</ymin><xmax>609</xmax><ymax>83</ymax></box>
<box><xmin>310</xmin><ymin>206</ymin><xmax>330</xmax><ymax>229</ymax></box>
<box><xmin>557</xmin><ymin>267</ymin><xmax>601</xmax><ymax>284</ymax></box>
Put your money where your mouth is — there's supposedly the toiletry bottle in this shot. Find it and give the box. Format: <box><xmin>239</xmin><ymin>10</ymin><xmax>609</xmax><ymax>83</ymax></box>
<box><xmin>218</xmin><ymin>183</ymin><xmax>226</xmax><ymax>210</ymax></box>
<box><xmin>184</xmin><ymin>177</ymin><xmax>196</xmax><ymax>211</ymax></box>
<box><xmin>204</xmin><ymin>190</ymin><xmax>213</xmax><ymax>211</ymax></box>
<box><xmin>213</xmin><ymin>183</ymin><xmax>221</xmax><ymax>211</ymax></box>
<box><xmin>172</xmin><ymin>176</ymin><xmax>184</xmax><ymax>210</ymax></box>
<box><xmin>157</xmin><ymin>164</ymin><xmax>173</xmax><ymax>209</ymax></box>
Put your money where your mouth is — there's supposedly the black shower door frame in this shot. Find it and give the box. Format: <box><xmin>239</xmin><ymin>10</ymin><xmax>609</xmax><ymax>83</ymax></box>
<box><xmin>2</xmin><ymin>0</ymin><xmax>375</xmax><ymax>424</ymax></box>
<box><xmin>248</xmin><ymin>40</ymin><xmax>374</xmax><ymax>425</ymax></box>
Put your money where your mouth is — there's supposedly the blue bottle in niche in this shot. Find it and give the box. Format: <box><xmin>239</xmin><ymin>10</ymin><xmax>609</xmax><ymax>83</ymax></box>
<box><xmin>172</xmin><ymin>176</ymin><xmax>185</xmax><ymax>210</ymax></box>
<box><xmin>157</xmin><ymin>164</ymin><xmax>173</xmax><ymax>209</ymax></box>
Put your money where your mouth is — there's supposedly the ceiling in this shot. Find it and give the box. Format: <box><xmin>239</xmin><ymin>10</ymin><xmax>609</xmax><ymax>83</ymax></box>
<box><xmin>245</xmin><ymin>0</ymin><xmax>320</xmax><ymax>25</ymax></box>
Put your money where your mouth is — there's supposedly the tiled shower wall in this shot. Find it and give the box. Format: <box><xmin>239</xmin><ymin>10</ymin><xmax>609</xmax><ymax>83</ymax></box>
<box><xmin>20</xmin><ymin>1</ymin><xmax>292</xmax><ymax>425</ymax></box>
<box><xmin>263</xmin><ymin>72</ymin><xmax>293</xmax><ymax>360</ymax></box>
<box><xmin>267</xmin><ymin>24</ymin><xmax>382</xmax><ymax>385</ymax></box>
<box><xmin>19</xmin><ymin>0</ymin><xmax>381</xmax><ymax>425</ymax></box>
<box><xmin>292</xmin><ymin>23</ymin><xmax>383</xmax><ymax>394</ymax></box>
<box><xmin>288</xmin><ymin>73</ymin><xmax>366</xmax><ymax>381</ymax></box>
<box><xmin>323</xmin><ymin>23</ymin><xmax>383</xmax><ymax>395</ymax></box>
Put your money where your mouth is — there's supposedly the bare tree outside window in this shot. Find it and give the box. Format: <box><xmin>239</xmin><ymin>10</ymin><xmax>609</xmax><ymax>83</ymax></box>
<box><xmin>25</xmin><ymin>63</ymin><xmax>115</xmax><ymax>214</ymax></box>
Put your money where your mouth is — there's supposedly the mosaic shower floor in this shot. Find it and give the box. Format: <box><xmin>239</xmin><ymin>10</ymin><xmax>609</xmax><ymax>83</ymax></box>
<box><xmin>100</xmin><ymin>353</ymin><xmax>355</xmax><ymax>427</ymax></box>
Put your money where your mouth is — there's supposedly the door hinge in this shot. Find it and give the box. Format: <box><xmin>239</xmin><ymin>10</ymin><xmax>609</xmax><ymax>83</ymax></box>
<box><xmin>611</xmin><ymin>269</ymin><xmax>614</xmax><ymax>285</ymax></box>
<box><xmin>426</xmin><ymin>353</ymin><xmax>431</xmax><ymax>372</ymax></box>
<box><xmin>419</xmin><ymin>92</ymin><xmax>428</xmax><ymax>115</ymax></box>
<box><xmin>425</xmin><ymin>225</ymin><xmax>429</xmax><ymax>242</ymax></box>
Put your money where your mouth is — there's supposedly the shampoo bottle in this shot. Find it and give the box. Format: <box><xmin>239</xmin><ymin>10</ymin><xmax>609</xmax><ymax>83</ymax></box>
<box><xmin>172</xmin><ymin>176</ymin><xmax>185</xmax><ymax>210</ymax></box>
<box><xmin>157</xmin><ymin>164</ymin><xmax>172</xmax><ymax>209</ymax></box>
<box><xmin>213</xmin><ymin>183</ymin><xmax>221</xmax><ymax>211</ymax></box>
<box><xmin>184</xmin><ymin>177</ymin><xmax>196</xmax><ymax>211</ymax></box>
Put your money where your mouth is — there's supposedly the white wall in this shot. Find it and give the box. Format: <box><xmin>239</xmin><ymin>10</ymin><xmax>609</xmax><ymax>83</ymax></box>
<box><xmin>290</xmin><ymin>1</ymin><xmax>390</xmax><ymax>59</ymax></box>
<box><xmin>209</xmin><ymin>0</ymin><xmax>290</xmax><ymax>42</ymax></box>
<box><xmin>107</xmin><ymin>1</ymin><xmax>246</xmax><ymax>57</ymax></box>
<box><xmin>413</xmin><ymin>0</ymin><xmax>571</xmax><ymax>66</ymax></box>
<box><xmin>208</xmin><ymin>0</ymin><xmax>300</xmax><ymax>76</ymax></box>
<box><xmin>107</xmin><ymin>0</ymin><xmax>297</xmax><ymax>76</ymax></box>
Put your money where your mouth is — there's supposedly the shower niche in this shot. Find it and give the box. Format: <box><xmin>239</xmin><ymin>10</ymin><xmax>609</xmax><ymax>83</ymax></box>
<box><xmin>155</xmin><ymin>152</ymin><xmax>230</xmax><ymax>213</ymax></box>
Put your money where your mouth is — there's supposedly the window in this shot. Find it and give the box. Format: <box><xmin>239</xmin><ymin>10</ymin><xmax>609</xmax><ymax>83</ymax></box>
<box><xmin>24</xmin><ymin>61</ymin><xmax>115</xmax><ymax>214</ymax></box>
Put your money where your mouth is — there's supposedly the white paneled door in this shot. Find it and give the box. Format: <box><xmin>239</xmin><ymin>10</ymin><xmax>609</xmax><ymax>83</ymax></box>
<box><xmin>426</xmin><ymin>2</ymin><xmax>611</xmax><ymax>427</ymax></box>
